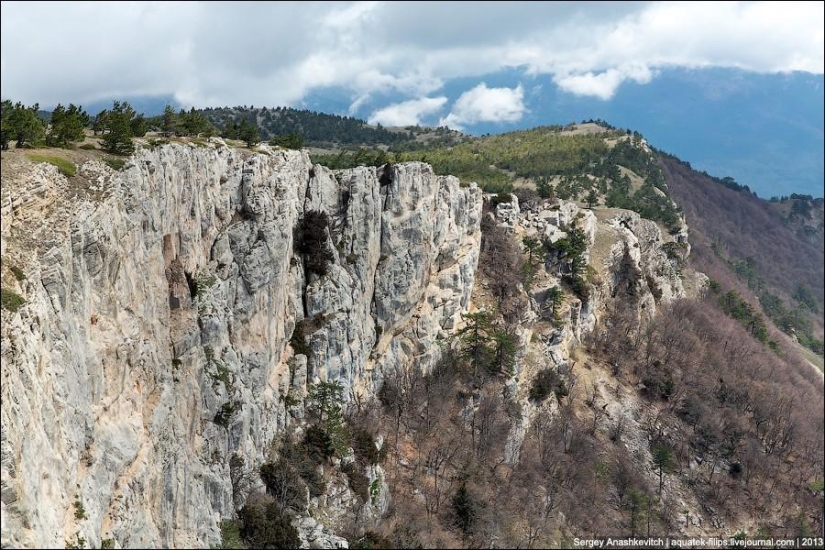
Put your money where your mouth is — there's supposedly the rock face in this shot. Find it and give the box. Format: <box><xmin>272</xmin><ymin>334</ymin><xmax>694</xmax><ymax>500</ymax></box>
<box><xmin>0</xmin><ymin>144</ymin><xmax>482</xmax><ymax>548</ymax></box>
<box><xmin>502</xmin><ymin>198</ymin><xmax>695</xmax><ymax>465</ymax></box>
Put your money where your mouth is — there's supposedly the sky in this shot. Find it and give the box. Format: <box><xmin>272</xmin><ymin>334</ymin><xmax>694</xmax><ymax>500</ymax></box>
<box><xmin>2</xmin><ymin>1</ymin><xmax>823</xmax><ymax>196</ymax></box>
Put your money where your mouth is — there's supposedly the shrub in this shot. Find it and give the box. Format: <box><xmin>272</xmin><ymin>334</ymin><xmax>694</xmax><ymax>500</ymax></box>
<box><xmin>78</xmin><ymin>144</ymin><xmax>96</xmax><ymax>150</ymax></box>
<box><xmin>342</xmin><ymin>462</ymin><xmax>370</xmax><ymax>501</ymax></box>
<box><xmin>193</xmin><ymin>273</ymin><xmax>217</xmax><ymax>297</ymax></box>
<box><xmin>103</xmin><ymin>158</ymin><xmax>126</xmax><ymax>171</ymax></box>
<box><xmin>259</xmin><ymin>460</ymin><xmax>308</xmax><ymax>510</ymax></box>
<box><xmin>351</xmin><ymin>427</ymin><xmax>384</xmax><ymax>466</ymax></box>
<box><xmin>529</xmin><ymin>368</ymin><xmax>567</xmax><ymax>402</ymax></box>
<box><xmin>238</xmin><ymin>498</ymin><xmax>300</xmax><ymax>549</ymax></box>
<box><xmin>218</xmin><ymin>520</ymin><xmax>244</xmax><ymax>549</ymax></box>
<box><xmin>10</xmin><ymin>266</ymin><xmax>25</xmax><ymax>281</ymax></box>
<box><xmin>73</xmin><ymin>499</ymin><xmax>87</xmax><ymax>520</ymax></box>
<box><xmin>294</xmin><ymin>210</ymin><xmax>334</xmax><ymax>276</ymax></box>
<box><xmin>303</xmin><ymin>424</ymin><xmax>336</xmax><ymax>463</ymax></box>
<box><xmin>214</xmin><ymin>401</ymin><xmax>238</xmax><ymax>428</ymax></box>
<box><xmin>452</xmin><ymin>483</ymin><xmax>479</xmax><ymax>537</ymax></box>
<box><xmin>280</xmin><ymin>438</ymin><xmax>325</xmax><ymax>497</ymax></box>
<box><xmin>26</xmin><ymin>153</ymin><xmax>76</xmax><ymax>177</ymax></box>
<box><xmin>100</xmin><ymin>539</ymin><xmax>115</xmax><ymax>549</ymax></box>
<box><xmin>1</xmin><ymin>288</ymin><xmax>25</xmax><ymax>312</ymax></box>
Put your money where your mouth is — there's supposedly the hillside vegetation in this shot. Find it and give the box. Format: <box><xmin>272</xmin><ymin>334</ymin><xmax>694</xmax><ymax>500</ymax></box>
<box><xmin>3</xmin><ymin>100</ymin><xmax>822</xmax><ymax>548</ymax></box>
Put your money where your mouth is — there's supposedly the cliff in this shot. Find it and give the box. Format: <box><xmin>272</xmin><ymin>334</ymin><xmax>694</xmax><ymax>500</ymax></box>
<box><xmin>0</xmin><ymin>142</ymin><xmax>482</xmax><ymax>548</ymax></box>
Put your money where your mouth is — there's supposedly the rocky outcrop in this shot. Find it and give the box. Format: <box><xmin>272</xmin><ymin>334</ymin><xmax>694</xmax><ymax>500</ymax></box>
<box><xmin>0</xmin><ymin>143</ymin><xmax>482</xmax><ymax>548</ymax></box>
<box><xmin>501</xmin><ymin>198</ymin><xmax>695</xmax><ymax>465</ymax></box>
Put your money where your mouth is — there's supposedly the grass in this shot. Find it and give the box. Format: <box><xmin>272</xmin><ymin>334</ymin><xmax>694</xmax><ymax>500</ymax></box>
<box><xmin>26</xmin><ymin>153</ymin><xmax>76</xmax><ymax>177</ymax></box>
<box><xmin>1</xmin><ymin>288</ymin><xmax>26</xmax><ymax>313</ymax></box>
<box><xmin>103</xmin><ymin>158</ymin><xmax>126</xmax><ymax>171</ymax></box>
<box><xmin>797</xmin><ymin>342</ymin><xmax>824</xmax><ymax>373</ymax></box>
<box><xmin>10</xmin><ymin>266</ymin><xmax>26</xmax><ymax>281</ymax></box>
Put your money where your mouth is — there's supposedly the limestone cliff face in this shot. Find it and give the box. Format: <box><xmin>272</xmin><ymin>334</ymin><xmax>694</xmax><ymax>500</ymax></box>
<box><xmin>0</xmin><ymin>143</ymin><xmax>482</xmax><ymax>548</ymax></box>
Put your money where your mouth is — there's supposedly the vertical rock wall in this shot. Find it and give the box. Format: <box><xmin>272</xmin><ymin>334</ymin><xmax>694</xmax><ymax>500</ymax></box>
<box><xmin>0</xmin><ymin>144</ymin><xmax>482</xmax><ymax>548</ymax></box>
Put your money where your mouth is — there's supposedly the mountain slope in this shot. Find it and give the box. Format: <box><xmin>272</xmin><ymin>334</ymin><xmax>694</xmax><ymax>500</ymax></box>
<box><xmin>660</xmin><ymin>155</ymin><xmax>824</xmax><ymax>353</ymax></box>
<box><xmin>1</xmin><ymin>124</ymin><xmax>822</xmax><ymax>548</ymax></box>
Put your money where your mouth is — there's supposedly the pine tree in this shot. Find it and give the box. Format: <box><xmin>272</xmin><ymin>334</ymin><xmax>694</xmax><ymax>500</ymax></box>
<box><xmin>161</xmin><ymin>105</ymin><xmax>178</xmax><ymax>136</ymax></box>
<box><xmin>239</xmin><ymin>118</ymin><xmax>259</xmax><ymax>147</ymax></box>
<box><xmin>4</xmin><ymin>102</ymin><xmax>45</xmax><ymax>148</ymax></box>
<box><xmin>586</xmin><ymin>188</ymin><xmax>598</xmax><ymax>208</ymax></box>
<box><xmin>452</xmin><ymin>483</ymin><xmax>477</xmax><ymax>538</ymax></box>
<box><xmin>101</xmin><ymin>101</ymin><xmax>135</xmax><ymax>155</ymax></box>
<box><xmin>47</xmin><ymin>103</ymin><xmax>87</xmax><ymax>147</ymax></box>
<box><xmin>546</xmin><ymin>286</ymin><xmax>564</xmax><ymax>321</ymax></box>
<box><xmin>652</xmin><ymin>443</ymin><xmax>674</xmax><ymax>495</ymax></box>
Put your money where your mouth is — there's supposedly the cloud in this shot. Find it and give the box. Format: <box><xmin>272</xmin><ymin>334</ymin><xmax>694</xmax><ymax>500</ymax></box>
<box><xmin>439</xmin><ymin>84</ymin><xmax>525</xmax><ymax>130</ymax></box>
<box><xmin>1</xmin><ymin>1</ymin><xmax>822</xmax><ymax>108</ymax></box>
<box><xmin>554</xmin><ymin>66</ymin><xmax>653</xmax><ymax>100</ymax></box>
<box><xmin>368</xmin><ymin>96</ymin><xmax>448</xmax><ymax>127</ymax></box>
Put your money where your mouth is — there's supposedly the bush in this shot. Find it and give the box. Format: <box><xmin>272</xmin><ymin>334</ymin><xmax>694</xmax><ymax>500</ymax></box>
<box><xmin>214</xmin><ymin>401</ymin><xmax>238</xmax><ymax>428</ymax></box>
<box><xmin>452</xmin><ymin>483</ymin><xmax>479</xmax><ymax>537</ymax></box>
<box><xmin>342</xmin><ymin>462</ymin><xmax>370</xmax><ymax>501</ymax></box>
<box><xmin>26</xmin><ymin>153</ymin><xmax>76</xmax><ymax>177</ymax></box>
<box><xmin>79</xmin><ymin>143</ymin><xmax>97</xmax><ymax>150</ymax></box>
<box><xmin>218</xmin><ymin>520</ymin><xmax>245</xmax><ymax>549</ymax></box>
<box><xmin>238</xmin><ymin>498</ymin><xmax>300</xmax><ymax>549</ymax></box>
<box><xmin>259</xmin><ymin>460</ymin><xmax>308</xmax><ymax>510</ymax></box>
<box><xmin>351</xmin><ymin>427</ymin><xmax>384</xmax><ymax>466</ymax></box>
<box><xmin>73</xmin><ymin>499</ymin><xmax>87</xmax><ymax>520</ymax></box>
<box><xmin>103</xmin><ymin>158</ymin><xmax>126</xmax><ymax>171</ymax></box>
<box><xmin>294</xmin><ymin>210</ymin><xmax>334</xmax><ymax>276</ymax></box>
<box><xmin>1</xmin><ymin>288</ymin><xmax>25</xmax><ymax>312</ymax></box>
<box><xmin>9</xmin><ymin>266</ymin><xmax>26</xmax><ymax>281</ymax></box>
<box><xmin>529</xmin><ymin>369</ymin><xmax>567</xmax><ymax>402</ymax></box>
<box><xmin>279</xmin><ymin>438</ymin><xmax>325</xmax><ymax>497</ymax></box>
<box><xmin>303</xmin><ymin>424</ymin><xmax>336</xmax><ymax>463</ymax></box>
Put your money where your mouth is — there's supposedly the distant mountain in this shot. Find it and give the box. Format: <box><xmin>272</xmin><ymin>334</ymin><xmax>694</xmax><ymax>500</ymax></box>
<box><xmin>302</xmin><ymin>68</ymin><xmax>825</xmax><ymax>198</ymax></box>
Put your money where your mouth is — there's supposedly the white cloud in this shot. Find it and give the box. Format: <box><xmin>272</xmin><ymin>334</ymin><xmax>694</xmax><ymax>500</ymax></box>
<box><xmin>1</xmin><ymin>1</ymin><xmax>822</xmax><ymax>107</ymax></box>
<box><xmin>554</xmin><ymin>66</ymin><xmax>653</xmax><ymax>100</ymax></box>
<box><xmin>439</xmin><ymin>84</ymin><xmax>525</xmax><ymax>130</ymax></box>
<box><xmin>368</xmin><ymin>96</ymin><xmax>448</xmax><ymax>127</ymax></box>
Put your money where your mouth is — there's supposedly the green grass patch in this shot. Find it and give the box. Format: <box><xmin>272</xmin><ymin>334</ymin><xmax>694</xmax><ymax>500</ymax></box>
<box><xmin>219</xmin><ymin>519</ymin><xmax>246</xmax><ymax>549</ymax></box>
<box><xmin>103</xmin><ymin>158</ymin><xmax>126</xmax><ymax>171</ymax></box>
<box><xmin>26</xmin><ymin>153</ymin><xmax>76</xmax><ymax>177</ymax></box>
<box><xmin>10</xmin><ymin>266</ymin><xmax>26</xmax><ymax>281</ymax></box>
<box><xmin>1</xmin><ymin>288</ymin><xmax>25</xmax><ymax>312</ymax></box>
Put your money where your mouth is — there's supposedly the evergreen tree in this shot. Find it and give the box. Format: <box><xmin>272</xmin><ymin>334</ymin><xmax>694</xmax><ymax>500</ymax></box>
<box><xmin>522</xmin><ymin>236</ymin><xmax>545</xmax><ymax>266</ymax></box>
<box><xmin>586</xmin><ymin>188</ymin><xmax>598</xmax><ymax>208</ymax></box>
<box><xmin>652</xmin><ymin>443</ymin><xmax>674</xmax><ymax>495</ymax></box>
<box><xmin>546</xmin><ymin>286</ymin><xmax>564</xmax><ymax>321</ymax></box>
<box><xmin>0</xmin><ymin>100</ymin><xmax>11</xmax><ymax>150</ymax></box>
<box><xmin>129</xmin><ymin>114</ymin><xmax>147</xmax><ymax>137</ymax></box>
<box><xmin>491</xmin><ymin>329</ymin><xmax>517</xmax><ymax>376</ymax></box>
<box><xmin>92</xmin><ymin>109</ymin><xmax>109</xmax><ymax>135</ymax></box>
<box><xmin>239</xmin><ymin>118</ymin><xmax>259</xmax><ymax>147</ymax></box>
<box><xmin>47</xmin><ymin>103</ymin><xmax>88</xmax><ymax>147</ymax></box>
<box><xmin>161</xmin><ymin>105</ymin><xmax>178</xmax><ymax>136</ymax></box>
<box><xmin>459</xmin><ymin>311</ymin><xmax>494</xmax><ymax>376</ymax></box>
<box><xmin>269</xmin><ymin>132</ymin><xmax>305</xmax><ymax>149</ymax></box>
<box><xmin>452</xmin><ymin>483</ymin><xmax>478</xmax><ymax>538</ymax></box>
<box><xmin>101</xmin><ymin>101</ymin><xmax>135</xmax><ymax>155</ymax></box>
<box><xmin>3</xmin><ymin>101</ymin><xmax>45</xmax><ymax>148</ymax></box>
